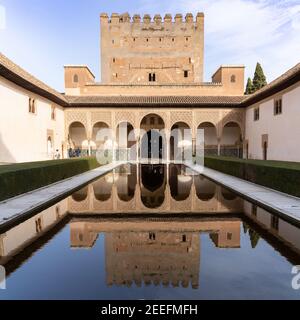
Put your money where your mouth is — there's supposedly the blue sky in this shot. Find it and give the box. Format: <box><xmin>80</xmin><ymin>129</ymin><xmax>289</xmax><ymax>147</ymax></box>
<box><xmin>0</xmin><ymin>0</ymin><xmax>299</xmax><ymax>92</ymax></box>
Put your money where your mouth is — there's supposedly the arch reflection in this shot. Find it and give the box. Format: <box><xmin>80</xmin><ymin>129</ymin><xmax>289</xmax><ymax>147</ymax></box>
<box><xmin>93</xmin><ymin>174</ymin><xmax>113</xmax><ymax>201</ymax></box>
<box><xmin>169</xmin><ymin>164</ymin><xmax>193</xmax><ymax>201</ymax></box>
<box><xmin>72</xmin><ymin>186</ymin><xmax>88</xmax><ymax>202</ymax></box>
<box><xmin>140</xmin><ymin>164</ymin><xmax>166</xmax><ymax>208</ymax></box>
<box><xmin>116</xmin><ymin>164</ymin><xmax>137</xmax><ymax>202</ymax></box>
<box><xmin>194</xmin><ymin>175</ymin><xmax>216</xmax><ymax>201</ymax></box>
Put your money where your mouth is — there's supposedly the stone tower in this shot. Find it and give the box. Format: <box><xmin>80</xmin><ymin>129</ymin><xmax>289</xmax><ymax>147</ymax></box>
<box><xmin>100</xmin><ymin>13</ymin><xmax>204</xmax><ymax>84</ymax></box>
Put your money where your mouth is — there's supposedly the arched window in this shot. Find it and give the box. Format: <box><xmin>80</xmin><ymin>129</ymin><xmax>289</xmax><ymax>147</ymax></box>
<box><xmin>47</xmin><ymin>136</ymin><xmax>53</xmax><ymax>155</ymax></box>
<box><xmin>29</xmin><ymin>98</ymin><xmax>36</xmax><ymax>114</ymax></box>
<box><xmin>231</xmin><ymin>75</ymin><xmax>236</xmax><ymax>83</ymax></box>
<box><xmin>73</xmin><ymin>74</ymin><xmax>79</xmax><ymax>83</ymax></box>
<box><xmin>51</xmin><ymin>106</ymin><xmax>56</xmax><ymax>120</ymax></box>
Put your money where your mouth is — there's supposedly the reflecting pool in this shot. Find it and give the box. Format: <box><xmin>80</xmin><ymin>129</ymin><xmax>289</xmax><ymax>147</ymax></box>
<box><xmin>0</xmin><ymin>164</ymin><xmax>299</xmax><ymax>299</ymax></box>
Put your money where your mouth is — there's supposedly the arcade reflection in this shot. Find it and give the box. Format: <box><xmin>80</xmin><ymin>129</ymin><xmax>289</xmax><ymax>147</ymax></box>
<box><xmin>1</xmin><ymin>164</ymin><xmax>300</xmax><ymax>298</ymax></box>
<box><xmin>68</xmin><ymin>164</ymin><xmax>243</xmax><ymax>214</ymax></box>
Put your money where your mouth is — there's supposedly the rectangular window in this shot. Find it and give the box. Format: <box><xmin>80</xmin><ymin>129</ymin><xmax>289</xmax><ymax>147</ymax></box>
<box><xmin>184</xmin><ymin>70</ymin><xmax>189</xmax><ymax>78</ymax></box>
<box><xmin>149</xmin><ymin>73</ymin><xmax>156</xmax><ymax>82</ymax></box>
<box><xmin>251</xmin><ymin>204</ymin><xmax>257</xmax><ymax>217</ymax></box>
<box><xmin>227</xmin><ymin>233</ymin><xmax>233</xmax><ymax>241</ymax></box>
<box><xmin>35</xmin><ymin>217</ymin><xmax>42</xmax><ymax>233</ymax></box>
<box><xmin>271</xmin><ymin>215</ymin><xmax>279</xmax><ymax>231</ymax></box>
<box><xmin>274</xmin><ymin>98</ymin><xmax>282</xmax><ymax>115</ymax></box>
<box><xmin>254</xmin><ymin>107</ymin><xmax>259</xmax><ymax>121</ymax></box>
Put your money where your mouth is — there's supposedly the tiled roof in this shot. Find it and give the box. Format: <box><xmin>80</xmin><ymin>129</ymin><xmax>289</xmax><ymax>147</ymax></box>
<box><xmin>0</xmin><ymin>52</ymin><xmax>68</xmax><ymax>106</ymax></box>
<box><xmin>65</xmin><ymin>95</ymin><xmax>245</xmax><ymax>107</ymax></box>
<box><xmin>243</xmin><ymin>63</ymin><xmax>300</xmax><ymax>106</ymax></box>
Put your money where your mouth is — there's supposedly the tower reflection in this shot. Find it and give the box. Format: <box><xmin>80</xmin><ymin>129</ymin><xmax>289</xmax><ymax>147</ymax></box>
<box><xmin>70</xmin><ymin>218</ymin><xmax>241</xmax><ymax>289</ymax></box>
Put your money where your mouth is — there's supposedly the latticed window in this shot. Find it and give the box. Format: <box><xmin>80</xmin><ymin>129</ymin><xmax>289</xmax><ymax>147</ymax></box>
<box><xmin>73</xmin><ymin>74</ymin><xmax>79</xmax><ymax>83</ymax></box>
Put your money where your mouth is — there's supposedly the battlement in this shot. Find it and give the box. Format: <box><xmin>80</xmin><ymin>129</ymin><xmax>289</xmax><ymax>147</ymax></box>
<box><xmin>100</xmin><ymin>12</ymin><xmax>204</xmax><ymax>25</ymax></box>
<box><xmin>100</xmin><ymin>12</ymin><xmax>205</xmax><ymax>84</ymax></box>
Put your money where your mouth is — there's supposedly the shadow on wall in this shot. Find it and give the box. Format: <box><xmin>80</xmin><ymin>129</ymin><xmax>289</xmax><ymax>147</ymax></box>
<box><xmin>0</xmin><ymin>133</ymin><xmax>15</xmax><ymax>163</ymax></box>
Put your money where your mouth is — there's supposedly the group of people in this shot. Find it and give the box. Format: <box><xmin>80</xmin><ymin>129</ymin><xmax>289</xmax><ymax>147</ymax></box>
<box><xmin>68</xmin><ymin>147</ymin><xmax>82</xmax><ymax>158</ymax></box>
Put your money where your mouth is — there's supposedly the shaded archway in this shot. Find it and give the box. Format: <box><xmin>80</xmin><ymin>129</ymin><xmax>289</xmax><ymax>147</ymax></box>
<box><xmin>197</xmin><ymin>122</ymin><xmax>218</xmax><ymax>156</ymax></box>
<box><xmin>68</xmin><ymin>122</ymin><xmax>87</xmax><ymax>156</ymax></box>
<box><xmin>194</xmin><ymin>175</ymin><xmax>216</xmax><ymax>201</ymax></box>
<box><xmin>140</xmin><ymin>114</ymin><xmax>165</xmax><ymax>161</ymax></box>
<box><xmin>91</xmin><ymin>122</ymin><xmax>110</xmax><ymax>156</ymax></box>
<box><xmin>170</xmin><ymin>122</ymin><xmax>191</xmax><ymax>162</ymax></box>
<box><xmin>116</xmin><ymin>122</ymin><xmax>136</xmax><ymax>161</ymax></box>
<box><xmin>220</xmin><ymin>122</ymin><xmax>243</xmax><ymax>158</ymax></box>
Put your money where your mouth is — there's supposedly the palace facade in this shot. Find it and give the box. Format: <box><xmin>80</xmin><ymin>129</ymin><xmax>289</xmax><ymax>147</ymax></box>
<box><xmin>0</xmin><ymin>13</ymin><xmax>300</xmax><ymax>164</ymax></box>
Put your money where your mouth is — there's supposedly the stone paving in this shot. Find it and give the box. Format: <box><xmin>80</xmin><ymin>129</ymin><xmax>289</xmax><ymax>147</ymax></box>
<box><xmin>187</xmin><ymin>162</ymin><xmax>300</xmax><ymax>226</ymax></box>
<box><xmin>0</xmin><ymin>161</ymin><xmax>125</xmax><ymax>229</ymax></box>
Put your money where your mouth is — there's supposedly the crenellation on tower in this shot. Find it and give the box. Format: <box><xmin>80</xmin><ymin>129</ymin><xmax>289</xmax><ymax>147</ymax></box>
<box><xmin>185</xmin><ymin>13</ymin><xmax>194</xmax><ymax>23</ymax></box>
<box><xmin>143</xmin><ymin>14</ymin><xmax>151</xmax><ymax>24</ymax></box>
<box><xmin>154</xmin><ymin>14</ymin><xmax>162</xmax><ymax>25</ymax></box>
<box><xmin>100</xmin><ymin>12</ymin><xmax>205</xmax><ymax>84</ymax></box>
<box><xmin>164</xmin><ymin>14</ymin><xmax>172</xmax><ymax>23</ymax></box>
<box><xmin>174</xmin><ymin>14</ymin><xmax>183</xmax><ymax>24</ymax></box>
<box><xmin>133</xmin><ymin>14</ymin><xmax>141</xmax><ymax>23</ymax></box>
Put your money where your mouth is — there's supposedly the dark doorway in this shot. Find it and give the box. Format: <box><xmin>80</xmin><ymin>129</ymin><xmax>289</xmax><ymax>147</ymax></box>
<box><xmin>263</xmin><ymin>141</ymin><xmax>268</xmax><ymax>160</ymax></box>
<box><xmin>141</xmin><ymin>130</ymin><xmax>163</xmax><ymax>160</ymax></box>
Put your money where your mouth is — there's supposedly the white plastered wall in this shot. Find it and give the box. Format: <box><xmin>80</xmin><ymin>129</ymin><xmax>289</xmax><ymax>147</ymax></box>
<box><xmin>245</xmin><ymin>82</ymin><xmax>300</xmax><ymax>161</ymax></box>
<box><xmin>0</xmin><ymin>76</ymin><xmax>65</xmax><ymax>163</ymax></box>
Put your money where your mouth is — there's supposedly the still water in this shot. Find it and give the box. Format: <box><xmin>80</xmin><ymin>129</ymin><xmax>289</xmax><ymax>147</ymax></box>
<box><xmin>0</xmin><ymin>164</ymin><xmax>300</xmax><ymax>300</ymax></box>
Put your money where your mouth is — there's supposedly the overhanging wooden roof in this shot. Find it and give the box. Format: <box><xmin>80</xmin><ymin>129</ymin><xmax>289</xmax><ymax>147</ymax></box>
<box><xmin>0</xmin><ymin>52</ymin><xmax>68</xmax><ymax>106</ymax></box>
<box><xmin>242</xmin><ymin>63</ymin><xmax>300</xmax><ymax>107</ymax></box>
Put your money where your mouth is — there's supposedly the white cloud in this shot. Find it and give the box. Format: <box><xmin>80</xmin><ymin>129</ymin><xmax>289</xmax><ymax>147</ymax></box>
<box><xmin>0</xmin><ymin>5</ymin><xmax>6</xmax><ymax>30</ymax></box>
<box><xmin>137</xmin><ymin>0</ymin><xmax>300</xmax><ymax>83</ymax></box>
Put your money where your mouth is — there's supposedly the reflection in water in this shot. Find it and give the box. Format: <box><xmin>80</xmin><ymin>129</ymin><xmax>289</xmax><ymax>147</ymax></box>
<box><xmin>93</xmin><ymin>175</ymin><xmax>113</xmax><ymax>201</ymax></box>
<box><xmin>1</xmin><ymin>165</ymin><xmax>300</xmax><ymax>299</ymax></box>
<box><xmin>70</xmin><ymin>218</ymin><xmax>241</xmax><ymax>289</ymax></box>
<box><xmin>72</xmin><ymin>186</ymin><xmax>88</xmax><ymax>202</ymax></box>
<box><xmin>68</xmin><ymin>164</ymin><xmax>243</xmax><ymax>213</ymax></box>
<box><xmin>141</xmin><ymin>164</ymin><xmax>166</xmax><ymax>208</ymax></box>
<box><xmin>169</xmin><ymin>165</ymin><xmax>193</xmax><ymax>201</ymax></box>
<box><xmin>116</xmin><ymin>165</ymin><xmax>136</xmax><ymax>202</ymax></box>
<box><xmin>222</xmin><ymin>187</ymin><xmax>237</xmax><ymax>201</ymax></box>
<box><xmin>194</xmin><ymin>175</ymin><xmax>216</xmax><ymax>201</ymax></box>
